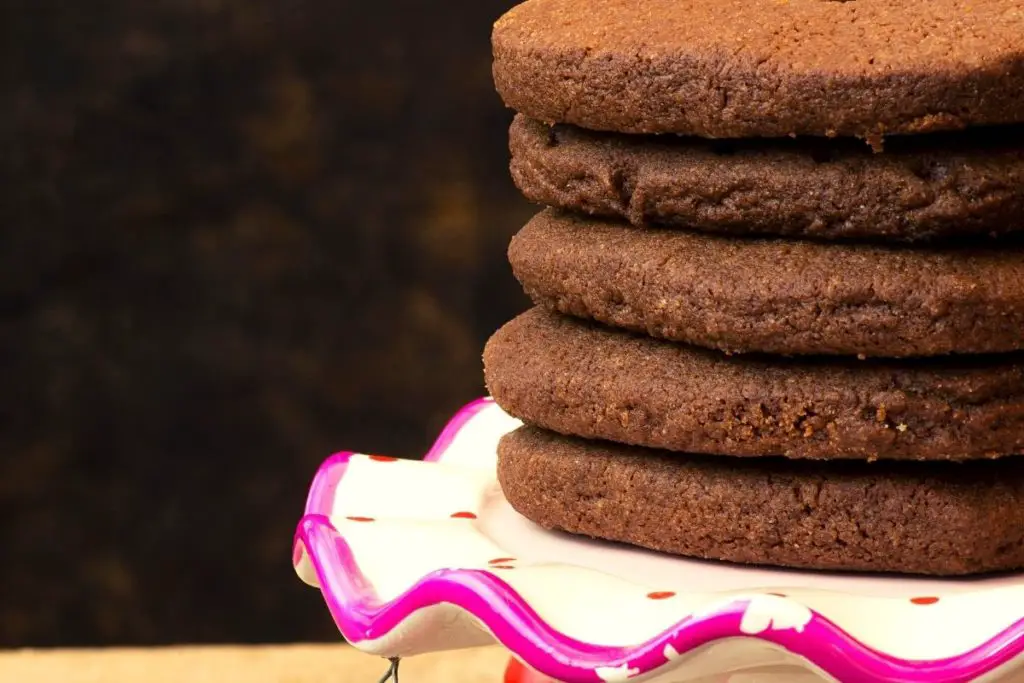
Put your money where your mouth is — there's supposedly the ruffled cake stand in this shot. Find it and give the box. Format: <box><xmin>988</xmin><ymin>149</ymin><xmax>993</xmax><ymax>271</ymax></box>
<box><xmin>292</xmin><ymin>398</ymin><xmax>1024</xmax><ymax>683</ymax></box>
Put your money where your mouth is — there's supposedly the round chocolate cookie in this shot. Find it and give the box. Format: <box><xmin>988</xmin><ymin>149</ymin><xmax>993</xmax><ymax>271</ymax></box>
<box><xmin>509</xmin><ymin>210</ymin><xmax>1024</xmax><ymax>358</ymax></box>
<box><xmin>482</xmin><ymin>308</ymin><xmax>1024</xmax><ymax>461</ymax></box>
<box><xmin>492</xmin><ymin>0</ymin><xmax>1024</xmax><ymax>142</ymax></box>
<box><xmin>498</xmin><ymin>426</ymin><xmax>1024</xmax><ymax>575</ymax></box>
<box><xmin>510</xmin><ymin>115</ymin><xmax>1024</xmax><ymax>242</ymax></box>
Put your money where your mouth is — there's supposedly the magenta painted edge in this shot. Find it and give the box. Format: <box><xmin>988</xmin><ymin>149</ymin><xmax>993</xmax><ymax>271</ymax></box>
<box><xmin>304</xmin><ymin>451</ymin><xmax>353</xmax><ymax>517</ymax></box>
<box><xmin>422</xmin><ymin>396</ymin><xmax>495</xmax><ymax>463</ymax></box>
<box><xmin>294</xmin><ymin>398</ymin><xmax>1024</xmax><ymax>683</ymax></box>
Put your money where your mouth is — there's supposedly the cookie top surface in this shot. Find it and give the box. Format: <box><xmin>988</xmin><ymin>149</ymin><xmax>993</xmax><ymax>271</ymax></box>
<box><xmin>483</xmin><ymin>307</ymin><xmax>1024</xmax><ymax>461</ymax></box>
<box><xmin>509</xmin><ymin>116</ymin><xmax>1024</xmax><ymax>242</ymax></box>
<box><xmin>498</xmin><ymin>425</ymin><xmax>1024</xmax><ymax>576</ymax></box>
<box><xmin>493</xmin><ymin>0</ymin><xmax>1024</xmax><ymax>140</ymax></box>
<box><xmin>509</xmin><ymin>210</ymin><xmax>1024</xmax><ymax>357</ymax></box>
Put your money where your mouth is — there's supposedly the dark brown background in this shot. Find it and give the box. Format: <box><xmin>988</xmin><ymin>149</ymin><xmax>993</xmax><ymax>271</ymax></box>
<box><xmin>2</xmin><ymin>0</ymin><xmax>530</xmax><ymax>646</ymax></box>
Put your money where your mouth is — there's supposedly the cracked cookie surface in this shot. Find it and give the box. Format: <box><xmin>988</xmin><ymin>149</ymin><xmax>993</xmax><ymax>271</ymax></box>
<box><xmin>510</xmin><ymin>115</ymin><xmax>1024</xmax><ymax>242</ymax></box>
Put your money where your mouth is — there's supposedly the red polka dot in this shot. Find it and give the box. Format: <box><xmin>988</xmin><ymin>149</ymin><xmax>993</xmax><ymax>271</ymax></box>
<box><xmin>504</xmin><ymin>658</ymin><xmax>528</xmax><ymax>683</ymax></box>
<box><xmin>489</xmin><ymin>557</ymin><xmax>516</xmax><ymax>565</ymax></box>
<box><xmin>450</xmin><ymin>511</ymin><xmax>478</xmax><ymax>519</ymax></box>
<box><xmin>647</xmin><ymin>591</ymin><xmax>676</xmax><ymax>600</ymax></box>
<box><xmin>368</xmin><ymin>455</ymin><xmax>398</xmax><ymax>462</ymax></box>
<box><xmin>345</xmin><ymin>516</ymin><xmax>375</xmax><ymax>522</ymax></box>
<box><xmin>504</xmin><ymin>657</ymin><xmax>555</xmax><ymax>683</ymax></box>
<box><xmin>491</xmin><ymin>565</ymin><xmax>515</xmax><ymax>570</ymax></box>
<box><xmin>911</xmin><ymin>596</ymin><xmax>940</xmax><ymax>605</ymax></box>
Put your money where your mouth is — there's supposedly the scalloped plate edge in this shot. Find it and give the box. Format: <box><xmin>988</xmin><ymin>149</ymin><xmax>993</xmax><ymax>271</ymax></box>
<box><xmin>293</xmin><ymin>398</ymin><xmax>1024</xmax><ymax>683</ymax></box>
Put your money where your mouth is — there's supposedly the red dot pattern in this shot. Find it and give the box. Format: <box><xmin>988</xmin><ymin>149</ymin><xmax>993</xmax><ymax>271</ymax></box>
<box><xmin>911</xmin><ymin>596</ymin><xmax>940</xmax><ymax>605</ymax></box>
<box><xmin>504</xmin><ymin>657</ymin><xmax>556</xmax><ymax>683</ymax></box>
<box><xmin>450</xmin><ymin>511</ymin><xmax>478</xmax><ymax>519</ymax></box>
<box><xmin>646</xmin><ymin>591</ymin><xmax>676</xmax><ymax>600</ymax></box>
<box><xmin>368</xmin><ymin>455</ymin><xmax>398</xmax><ymax>462</ymax></box>
<box><xmin>345</xmin><ymin>516</ymin><xmax>375</xmax><ymax>522</ymax></box>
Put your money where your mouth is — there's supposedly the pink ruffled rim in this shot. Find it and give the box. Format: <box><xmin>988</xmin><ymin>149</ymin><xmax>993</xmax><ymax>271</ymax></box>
<box><xmin>293</xmin><ymin>398</ymin><xmax>1024</xmax><ymax>683</ymax></box>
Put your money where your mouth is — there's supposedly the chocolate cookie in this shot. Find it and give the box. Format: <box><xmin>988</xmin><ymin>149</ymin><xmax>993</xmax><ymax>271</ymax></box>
<box><xmin>482</xmin><ymin>308</ymin><xmax>1024</xmax><ymax>461</ymax></box>
<box><xmin>498</xmin><ymin>426</ymin><xmax>1024</xmax><ymax>575</ymax></box>
<box><xmin>492</xmin><ymin>0</ymin><xmax>1024</xmax><ymax>143</ymax></box>
<box><xmin>509</xmin><ymin>210</ymin><xmax>1024</xmax><ymax>358</ymax></box>
<box><xmin>510</xmin><ymin>115</ymin><xmax>1024</xmax><ymax>242</ymax></box>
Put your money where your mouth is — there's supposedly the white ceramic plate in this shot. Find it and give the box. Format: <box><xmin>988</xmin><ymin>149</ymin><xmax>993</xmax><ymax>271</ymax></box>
<box><xmin>293</xmin><ymin>398</ymin><xmax>1024</xmax><ymax>683</ymax></box>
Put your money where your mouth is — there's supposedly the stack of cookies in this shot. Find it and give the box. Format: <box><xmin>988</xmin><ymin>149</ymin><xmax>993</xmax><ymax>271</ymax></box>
<box><xmin>482</xmin><ymin>0</ymin><xmax>1024</xmax><ymax>576</ymax></box>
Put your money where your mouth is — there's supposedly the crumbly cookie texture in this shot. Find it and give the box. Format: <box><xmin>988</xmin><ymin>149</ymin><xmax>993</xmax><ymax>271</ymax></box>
<box><xmin>483</xmin><ymin>307</ymin><xmax>1024</xmax><ymax>461</ymax></box>
<box><xmin>498</xmin><ymin>425</ymin><xmax>1024</xmax><ymax>575</ymax></box>
<box><xmin>509</xmin><ymin>210</ymin><xmax>1024</xmax><ymax>358</ymax></box>
<box><xmin>509</xmin><ymin>115</ymin><xmax>1024</xmax><ymax>242</ymax></box>
<box><xmin>493</xmin><ymin>0</ymin><xmax>1024</xmax><ymax>142</ymax></box>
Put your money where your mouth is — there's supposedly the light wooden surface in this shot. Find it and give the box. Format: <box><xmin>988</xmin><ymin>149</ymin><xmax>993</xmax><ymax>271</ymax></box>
<box><xmin>0</xmin><ymin>643</ymin><xmax>512</xmax><ymax>682</ymax></box>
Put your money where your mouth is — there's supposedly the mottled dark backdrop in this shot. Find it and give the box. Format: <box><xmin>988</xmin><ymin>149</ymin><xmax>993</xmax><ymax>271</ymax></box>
<box><xmin>1</xmin><ymin>0</ymin><xmax>531</xmax><ymax>646</ymax></box>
